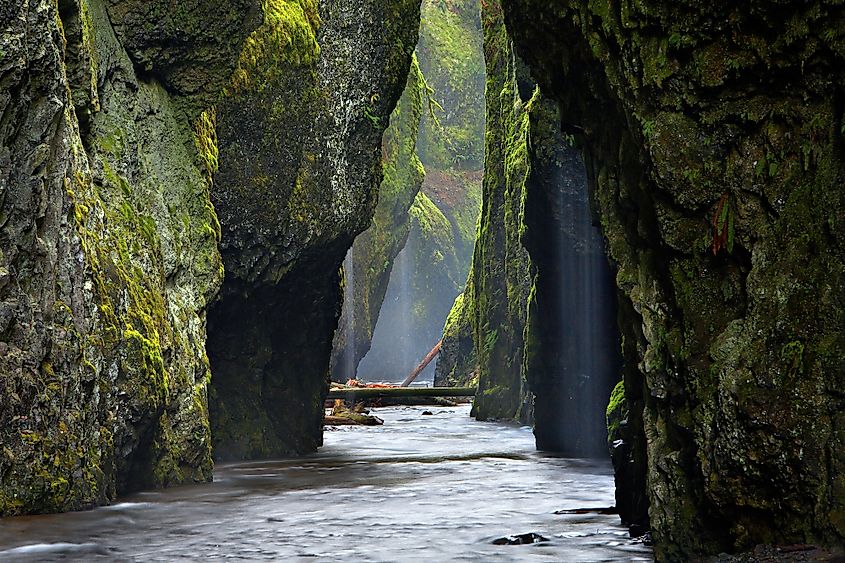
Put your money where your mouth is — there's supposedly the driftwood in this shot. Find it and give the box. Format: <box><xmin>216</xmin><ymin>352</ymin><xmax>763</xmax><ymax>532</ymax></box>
<box><xmin>323</xmin><ymin>400</ymin><xmax>384</xmax><ymax>426</ymax></box>
<box><xmin>554</xmin><ymin>507</ymin><xmax>618</xmax><ymax>515</ymax></box>
<box><xmin>400</xmin><ymin>340</ymin><xmax>442</xmax><ymax>387</ymax></box>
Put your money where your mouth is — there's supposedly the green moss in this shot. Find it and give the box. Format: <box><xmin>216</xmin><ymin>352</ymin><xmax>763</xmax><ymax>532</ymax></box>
<box><xmin>416</xmin><ymin>0</ymin><xmax>485</xmax><ymax>169</ymax></box>
<box><xmin>194</xmin><ymin>108</ymin><xmax>219</xmax><ymax>180</ymax></box>
<box><xmin>228</xmin><ymin>0</ymin><xmax>320</xmax><ymax>93</ymax></box>
<box><xmin>606</xmin><ymin>379</ymin><xmax>627</xmax><ymax>445</ymax></box>
<box><xmin>501</xmin><ymin>0</ymin><xmax>845</xmax><ymax>555</ymax></box>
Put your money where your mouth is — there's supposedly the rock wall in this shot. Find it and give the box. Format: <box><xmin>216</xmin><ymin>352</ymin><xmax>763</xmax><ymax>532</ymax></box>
<box><xmin>208</xmin><ymin>0</ymin><xmax>422</xmax><ymax>459</ymax></box>
<box><xmin>502</xmin><ymin>0</ymin><xmax>845</xmax><ymax>558</ymax></box>
<box><xmin>0</xmin><ymin>0</ymin><xmax>259</xmax><ymax>514</ymax></box>
<box><xmin>330</xmin><ymin>57</ymin><xmax>425</xmax><ymax>382</ymax></box>
<box><xmin>344</xmin><ymin>0</ymin><xmax>484</xmax><ymax>384</ymax></box>
<box><xmin>416</xmin><ymin>0</ymin><xmax>485</xmax><ymax>170</ymax></box>
<box><xmin>459</xmin><ymin>0</ymin><xmax>533</xmax><ymax>422</ymax></box>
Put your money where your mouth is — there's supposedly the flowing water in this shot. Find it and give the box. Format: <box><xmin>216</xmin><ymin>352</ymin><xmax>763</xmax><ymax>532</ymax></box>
<box><xmin>0</xmin><ymin>406</ymin><xmax>652</xmax><ymax>562</ymax></box>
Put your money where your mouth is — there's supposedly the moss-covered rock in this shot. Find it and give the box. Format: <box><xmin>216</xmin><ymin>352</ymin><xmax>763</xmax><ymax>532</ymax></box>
<box><xmin>502</xmin><ymin>0</ymin><xmax>845</xmax><ymax>558</ymax></box>
<box><xmin>357</xmin><ymin>186</ymin><xmax>472</xmax><ymax>381</ymax></box>
<box><xmin>208</xmin><ymin>0</ymin><xmax>422</xmax><ymax>459</ymax></box>
<box><xmin>434</xmin><ymin>289</ymin><xmax>478</xmax><ymax>387</ymax></box>
<box><xmin>606</xmin><ymin>380</ymin><xmax>627</xmax><ymax>447</ymax></box>
<box><xmin>0</xmin><ymin>0</ymin><xmax>259</xmax><ymax>515</ymax></box>
<box><xmin>604</xmin><ymin>378</ymin><xmax>648</xmax><ymax>533</ymax></box>
<box><xmin>416</xmin><ymin>0</ymin><xmax>485</xmax><ymax>170</ymax></box>
<box><xmin>459</xmin><ymin>0</ymin><xmax>533</xmax><ymax>422</ymax></box>
<box><xmin>330</xmin><ymin>57</ymin><xmax>426</xmax><ymax>381</ymax></box>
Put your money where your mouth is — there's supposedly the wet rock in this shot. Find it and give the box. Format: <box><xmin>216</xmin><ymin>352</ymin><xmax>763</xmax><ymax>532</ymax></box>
<box><xmin>492</xmin><ymin>532</ymin><xmax>549</xmax><ymax>545</ymax></box>
<box><xmin>459</xmin><ymin>0</ymin><xmax>535</xmax><ymax>424</ymax></box>
<box><xmin>1</xmin><ymin>0</ymin><xmax>260</xmax><ymax>515</ymax></box>
<box><xmin>208</xmin><ymin>0</ymin><xmax>422</xmax><ymax>460</ymax></box>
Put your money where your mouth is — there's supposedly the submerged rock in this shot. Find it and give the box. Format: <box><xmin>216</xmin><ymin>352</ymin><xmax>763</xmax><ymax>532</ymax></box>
<box><xmin>492</xmin><ymin>532</ymin><xmax>549</xmax><ymax>545</ymax></box>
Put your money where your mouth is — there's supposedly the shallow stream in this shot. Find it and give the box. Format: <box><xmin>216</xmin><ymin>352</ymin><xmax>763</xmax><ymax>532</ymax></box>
<box><xmin>0</xmin><ymin>405</ymin><xmax>652</xmax><ymax>562</ymax></box>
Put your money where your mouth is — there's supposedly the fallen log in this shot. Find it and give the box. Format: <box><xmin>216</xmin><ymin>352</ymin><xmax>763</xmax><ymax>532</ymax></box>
<box><xmin>327</xmin><ymin>386</ymin><xmax>475</xmax><ymax>401</ymax></box>
<box><xmin>400</xmin><ymin>340</ymin><xmax>442</xmax><ymax>387</ymax></box>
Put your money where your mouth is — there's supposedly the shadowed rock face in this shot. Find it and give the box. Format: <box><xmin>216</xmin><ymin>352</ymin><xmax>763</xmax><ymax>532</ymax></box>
<box><xmin>209</xmin><ymin>0</ymin><xmax>422</xmax><ymax>460</ymax></box>
<box><xmin>105</xmin><ymin>0</ymin><xmax>261</xmax><ymax>113</ymax></box>
<box><xmin>0</xmin><ymin>0</ymin><xmax>259</xmax><ymax>515</ymax></box>
<box><xmin>501</xmin><ymin>0</ymin><xmax>845</xmax><ymax>558</ymax></box>
<box><xmin>329</xmin><ymin>59</ymin><xmax>426</xmax><ymax>383</ymax></box>
<box><xmin>520</xmin><ymin>99</ymin><xmax>621</xmax><ymax>460</ymax></box>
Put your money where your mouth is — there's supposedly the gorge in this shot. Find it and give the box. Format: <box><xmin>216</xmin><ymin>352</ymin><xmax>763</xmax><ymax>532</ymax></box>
<box><xmin>1</xmin><ymin>0</ymin><xmax>843</xmax><ymax>561</ymax></box>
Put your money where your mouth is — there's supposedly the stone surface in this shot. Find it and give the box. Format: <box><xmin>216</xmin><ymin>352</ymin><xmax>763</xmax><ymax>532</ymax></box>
<box><xmin>501</xmin><ymin>0</ymin><xmax>845</xmax><ymax>558</ymax></box>
<box><xmin>330</xmin><ymin>57</ymin><xmax>426</xmax><ymax>382</ymax></box>
<box><xmin>0</xmin><ymin>0</ymin><xmax>258</xmax><ymax>514</ymax></box>
<box><xmin>208</xmin><ymin>0</ymin><xmax>422</xmax><ymax>459</ymax></box>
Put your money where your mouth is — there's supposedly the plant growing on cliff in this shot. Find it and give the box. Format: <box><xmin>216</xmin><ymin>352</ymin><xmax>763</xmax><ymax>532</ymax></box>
<box><xmin>711</xmin><ymin>192</ymin><xmax>735</xmax><ymax>255</ymax></box>
<box><xmin>364</xmin><ymin>93</ymin><xmax>382</xmax><ymax>127</ymax></box>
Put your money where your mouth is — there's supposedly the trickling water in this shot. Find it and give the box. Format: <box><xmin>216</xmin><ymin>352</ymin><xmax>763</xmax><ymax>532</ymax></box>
<box><xmin>0</xmin><ymin>406</ymin><xmax>652</xmax><ymax>562</ymax></box>
<box><xmin>343</xmin><ymin>250</ymin><xmax>356</xmax><ymax>381</ymax></box>
<box><xmin>398</xmin><ymin>235</ymin><xmax>414</xmax><ymax>375</ymax></box>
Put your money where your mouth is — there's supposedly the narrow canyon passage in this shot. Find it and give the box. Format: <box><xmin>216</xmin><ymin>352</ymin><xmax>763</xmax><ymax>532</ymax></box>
<box><xmin>0</xmin><ymin>406</ymin><xmax>650</xmax><ymax>562</ymax></box>
<box><xmin>4</xmin><ymin>0</ymin><xmax>843</xmax><ymax>559</ymax></box>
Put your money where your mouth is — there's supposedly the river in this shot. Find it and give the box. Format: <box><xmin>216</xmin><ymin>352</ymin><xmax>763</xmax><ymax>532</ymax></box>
<box><xmin>0</xmin><ymin>405</ymin><xmax>653</xmax><ymax>562</ymax></box>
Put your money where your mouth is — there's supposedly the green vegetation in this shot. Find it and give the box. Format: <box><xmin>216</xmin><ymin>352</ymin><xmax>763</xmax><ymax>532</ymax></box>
<box><xmin>605</xmin><ymin>380</ymin><xmax>627</xmax><ymax>446</ymax></box>
<box><xmin>416</xmin><ymin>0</ymin><xmax>485</xmax><ymax>169</ymax></box>
<box><xmin>229</xmin><ymin>0</ymin><xmax>320</xmax><ymax>93</ymax></box>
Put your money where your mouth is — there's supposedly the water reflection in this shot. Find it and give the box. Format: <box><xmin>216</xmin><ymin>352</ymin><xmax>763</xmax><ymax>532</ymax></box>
<box><xmin>0</xmin><ymin>406</ymin><xmax>652</xmax><ymax>562</ymax></box>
